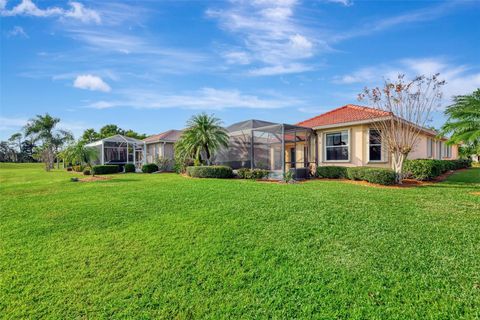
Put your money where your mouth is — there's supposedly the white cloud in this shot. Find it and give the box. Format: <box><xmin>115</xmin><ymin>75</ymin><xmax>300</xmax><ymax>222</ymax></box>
<box><xmin>324</xmin><ymin>0</ymin><xmax>353</xmax><ymax>6</ymax></box>
<box><xmin>334</xmin><ymin>57</ymin><xmax>480</xmax><ymax>105</ymax></box>
<box><xmin>0</xmin><ymin>116</ymin><xmax>27</xmax><ymax>131</ymax></box>
<box><xmin>62</xmin><ymin>2</ymin><xmax>101</xmax><ymax>24</ymax></box>
<box><xmin>207</xmin><ymin>0</ymin><xmax>318</xmax><ymax>76</ymax></box>
<box><xmin>1</xmin><ymin>0</ymin><xmax>100</xmax><ymax>24</ymax></box>
<box><xmin>222</xmin><ymin>51</ymin><xmax>252</xmax><ymax>65</ymax></box>
<box><xmin>7</xmin><ymin>26</ymin><xmax>28</xmax><ymax>38</ymax></box>
<box><xmin>249</xmin><ymin>63</ymin><xmax>313</xmax><ymax>76</ymax></box>
<box><xmin>87</xmin><ymin>88</ymin><xmax>303</xmax><ymax>110</ymax></box>
<box><xmin>73</xmin><ymin>75</ymin><xmax>111</xmax><ymax>92</ymax></box>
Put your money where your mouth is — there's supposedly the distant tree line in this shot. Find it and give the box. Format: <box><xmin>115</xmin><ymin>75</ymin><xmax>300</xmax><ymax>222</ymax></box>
<box><xmin>0</xmin><ymin>114</ymin><xmax>146</xmax><ymax>171</ymax></box>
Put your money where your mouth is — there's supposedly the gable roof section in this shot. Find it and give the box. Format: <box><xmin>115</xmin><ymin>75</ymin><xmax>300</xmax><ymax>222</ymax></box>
<box><xmin>144</xmin><ymin>129</ymin><xmax>183</xmax><ymax>143</ymax></box>
<box><xmin>296</xmin><ymin>104</ymin><xmax>392</xmax><ymax>128</ymax></box>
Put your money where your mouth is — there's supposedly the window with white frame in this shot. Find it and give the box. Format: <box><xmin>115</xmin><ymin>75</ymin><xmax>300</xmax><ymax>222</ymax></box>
<box><xmin>325</xmin><ymin>131</ymin><xmax>349</xmax><ymax>161</ymax></box>
<box><xmin>444</xmin><ymin>143</ymin><xmax>452</xmax><ymax>158</ymax></box>
<box><xmin>427</xmin><ymin>138</ymin><xmax>433</xmax><ymax>158</ymax></box>
<box><xmin>369</xmin><ymin>129</ymin><xmax>382</xmax><ymax>161</ymax></box>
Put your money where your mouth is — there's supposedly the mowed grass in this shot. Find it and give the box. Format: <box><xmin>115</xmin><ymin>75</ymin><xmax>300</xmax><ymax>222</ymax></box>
<box><xmin>1</xmin><ymin>163</ymin><xmax>479</xmax><ymax>319</ymax></box>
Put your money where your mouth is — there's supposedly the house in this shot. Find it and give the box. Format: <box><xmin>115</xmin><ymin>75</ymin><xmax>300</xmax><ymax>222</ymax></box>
<box><xmin>296</xmin><ymin>104</ymin><xmax>458</xmax><ymax>169</ymax></box>
<box><xmin>142</xmin><ymin>105</ymin><xmax>459</xmax><ymax>176</ymax></box>
<box><xmin>143</xmin><ymin>129</ymin><xmax>183</xmax><ymax>163</ymax></box>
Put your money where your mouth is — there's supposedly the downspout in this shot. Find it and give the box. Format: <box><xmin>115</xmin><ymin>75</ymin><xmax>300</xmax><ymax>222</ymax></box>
<box><xmin>281</xmin><ymin>125</ymin><xmax>285</xmax><ymax>175</ymax></box>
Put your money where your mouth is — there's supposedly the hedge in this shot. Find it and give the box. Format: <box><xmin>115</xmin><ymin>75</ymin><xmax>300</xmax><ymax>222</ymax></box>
<box><xmin>142</xmin><ymin>163</ymin><xmax>159</xmax><ymax>173</ymax></box>
<box><xmin>186</xmin><ymin>166</ymin><xmax>233</xmax><ymax>178</ymax></box>
<box><xmin>237</xmin><ymin>168</ymin><xmax>270</xmax><ymax>179</ymax></box>
<box><xmin>404</xmin><ymin>159</ymin><xmax>471</xmax><ymax>181</ymax></box>
<box><xmin>124</xmin><ymin>163</ymin><xmax>136</xmax><ymax>173</ymax></box>
<box><xmin>92</xmin><ymin>165</ymin><xmax>119</xmax><ymax>175</ymax></box>
<box><xmin>82</xmin><ymin>168</ymin><xmax>91</xmax><ymax>176</ymax></box>
<box><xmin>345</xmin><ymin>167</ymin><xmax>396</xmax><ymax>185</ymax></box>
<box><xmin>316</xmin><ymin>166</ymin><xmax>347</xmax><ymax>179</ymax></box>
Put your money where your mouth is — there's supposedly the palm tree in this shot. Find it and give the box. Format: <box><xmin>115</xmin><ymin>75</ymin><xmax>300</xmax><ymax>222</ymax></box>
<box><xmin>176</xmin><ymin>113</ymin><xmax>229</xmax><ymax>165</ymax></box>
<box><xmin>61</xmin><ymin>141</ymin><xmax>98</xmax><ymax>171</ymax></box>
<box><xmin>24</xmin><ymin>114</ymin><xmax>72</xmax><ymax>171</ymax></box>
<box><xmin>442</xmin><ymin>89</ymin><xmax>480</xmax><ymax>160</ymax></box>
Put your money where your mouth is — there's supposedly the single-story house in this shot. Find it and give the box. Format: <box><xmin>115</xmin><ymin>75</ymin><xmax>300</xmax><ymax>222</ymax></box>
<box><xmin>296</xmin><ymin>104</ymin><xmax>458</xmax><ymax>169</ymax></box>
<box><xmin>143</xmin><ymin>129</ymin><xmax>183</xmax><ymax>163</ymax></box>
<box><xmin>139</xmin><ymin>104</ymin><xmax>459</xmax><ymax>177</ymax></box>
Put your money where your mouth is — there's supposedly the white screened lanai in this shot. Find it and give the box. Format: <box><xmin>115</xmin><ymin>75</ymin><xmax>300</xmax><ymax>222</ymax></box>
<box><xmin>85</xmin><ymin>135</ymin><xmax>146</xmax><ymax>170</ymax></box>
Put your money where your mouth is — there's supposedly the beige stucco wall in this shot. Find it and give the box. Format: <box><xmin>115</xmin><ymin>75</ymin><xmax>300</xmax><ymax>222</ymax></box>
<box><xmin>146</xmin><ymin>142</ymin><xmax>175</xmax><ymax>163</ymax></box>
<box><xmin>315</xmin><ymin>125</ymin><xmax>459</xmax><ymax>168</ymax></box>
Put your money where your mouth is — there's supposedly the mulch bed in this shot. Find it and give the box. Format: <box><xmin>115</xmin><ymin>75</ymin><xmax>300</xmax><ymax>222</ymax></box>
<box><xmin>79</xmin><ymin>176</ymin><xmax>111</xmax><ymax>182</ymax></box>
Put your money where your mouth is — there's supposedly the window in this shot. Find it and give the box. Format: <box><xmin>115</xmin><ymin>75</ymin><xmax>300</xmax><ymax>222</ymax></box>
<box><xmin>325</xmin><ymin>131</ymin><xmax>349</xmax><ymax>161</ymax></box>
<box><xmin>444</xmin><ymin>144</ymin><xmax>452</xmax><ymax>158</ymax></box>
<box><xmin>369</xmin><ymin>129</ymin><xmax>382</xmax><ymax>161</ymax></box>
<box><xmin>438</xmin><ymin>141</ymin><xmax>443</xmax><ymax>159</ymax></box>
<box><xmin>427</xmin><ymin>138</ymin><xmax>433</xmax><ymax>158</ymax></box>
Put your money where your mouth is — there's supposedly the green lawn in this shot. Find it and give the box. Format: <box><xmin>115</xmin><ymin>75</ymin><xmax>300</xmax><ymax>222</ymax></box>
<box><xmin>1</xmin><ymin>163</ymin><xmax>479</xmax><ymax>319</ymax></box>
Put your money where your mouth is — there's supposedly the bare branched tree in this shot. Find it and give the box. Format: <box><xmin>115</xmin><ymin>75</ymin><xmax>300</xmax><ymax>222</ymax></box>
<box><xmin>358</xmin><ymin>74</ymin><xmax>445</xmax><ymax>183</ymax></box>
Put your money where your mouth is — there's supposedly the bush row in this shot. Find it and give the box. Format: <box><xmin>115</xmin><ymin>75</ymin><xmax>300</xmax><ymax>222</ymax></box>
<box><xmin>92</xmin><ymin>165</ymin><xmax>119</xmax><ymax>175</ymax></box>
<box><xmin>316</xmin><ymin>166</ymin><xmax>396</xmax><ymax>185</ymax></box>
<box><xmin>236</xmin><ymin>168</ymin><xmax>270</xmax><ymax>179</ymax></box>
<box><xmin>186</xmin><ymin>166</ymin><xmax>233</xmax><ymax>178</ymax></box>
<box><xmin>125</xmin><ymin>163</ymin><xmax>136</xmax><ymax>173</ymax></box>
<box><xmin>142</xmin><ymin>163</ymin><xmax>159</xmax><ymax>173</ymax></box>
<box><xmin>403</xmin><ymin>159</ymin><xmax>471</xmax><ymax>181</ymax></box>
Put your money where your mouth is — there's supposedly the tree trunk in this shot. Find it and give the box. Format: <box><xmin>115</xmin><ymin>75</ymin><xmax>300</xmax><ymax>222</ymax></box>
<box><xmin>392</xmin><ymin>152</ymin><xmax>406</xmax><ymax>184</ymax></box>
<box><xmin>205</xmin><ymin>145</ymin><xmax>211</xmax><ymax>166</ymax></box>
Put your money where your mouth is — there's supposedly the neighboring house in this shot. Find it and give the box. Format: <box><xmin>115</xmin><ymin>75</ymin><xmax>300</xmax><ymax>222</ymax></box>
<box><xmin>143</xmin><ymin>130</ymin><xmax>183</xmax><ymax>163</ymax></box>
<box><xmin>297</xmin><ymin>105</ymin><xmax>458</xmax><ymax>169</ymax></box>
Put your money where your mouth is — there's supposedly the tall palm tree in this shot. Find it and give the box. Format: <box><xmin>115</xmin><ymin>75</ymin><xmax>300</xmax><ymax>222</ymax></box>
<box><xmin>24</xmin><ymin>114</ymin><xmax>72</xmax><ymax>170</ymax></box>
<box><xmin>176</xmin><ymin>113</ymin><xmax>229</xmax><ymax>165</ymax></box>
<box><xmin>442</xmin><ymin>89</ymin><xmax>480</xmax><ymax>144</ymax></box>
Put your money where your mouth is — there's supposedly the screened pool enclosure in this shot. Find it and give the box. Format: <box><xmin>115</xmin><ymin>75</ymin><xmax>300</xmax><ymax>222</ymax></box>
<box><xmin>85</xmin><ymin>135</ymin><xmax>146</xmax><ymax>170</ymax></box>
<box><xmin>214</xmin><ymin>120</ymin><xmax>316</xmax><ymax>179</ymax></box>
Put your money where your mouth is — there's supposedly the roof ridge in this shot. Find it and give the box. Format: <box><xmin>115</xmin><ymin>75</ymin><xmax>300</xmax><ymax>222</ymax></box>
<box><xmin>296</xmin><ymin>105</ymin><xmax>350</xmax><ymax>126</ymax></box>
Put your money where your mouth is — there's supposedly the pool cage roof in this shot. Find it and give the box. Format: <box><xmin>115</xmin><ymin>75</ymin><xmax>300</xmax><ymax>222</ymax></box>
<box><xmin>85</xmin><ymin>134</ymin><xmax>145</xmax><ymax>147</ymax></box>
<box><xmin>214</xmin><ymin>119</ymin><xmax>315</xmax><ymax>178</ymax></box>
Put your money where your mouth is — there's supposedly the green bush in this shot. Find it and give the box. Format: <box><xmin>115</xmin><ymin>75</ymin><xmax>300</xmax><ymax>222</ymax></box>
<box><xmin>346</xmin><ymin>167</ymin><xmax>368</xmax><ymax>181</ymax></box>
<box><xmin>363</xmin><ymin>168</ymin><xmax>396</xmax><ymax>185</ymax></box>
<box><xmin>82</xmin><ymin>168</ymin><xmax>91</xmax><ymax>176</ymax></box>
<box><xmin>186</xmin><ymin>166</ymin><xmax>233</xmax><ymax>178</ymax></box>
<box><xmin>142</xmin><ymin>163</ymin><xmax>159</xmax><ymax>173</ymax></box>
<box><xmin>346</xmin><ymin>167</ymin><xmax>396</xmax><ymax>185</ymax></box>
<box><xmin>124</xmin><ymin>163</ymin><xmax>136</xmax><ymax>173</ymax></box>
<box><xmin>316</xmin><ymin>166</ymin><xmax>347</xmax><ymax>179</ymax></box>
<box><xmin>237</xmin><ymin>168</ymin><xmax>270</xmax><ymax>179</ymax></box>
<box><xmin>92</xmin><ymin>165</ymin><xmax>119</xmax><ymax>175</ymax></box>
<box><xmin>403</xmin><ymin>159</ymin><xmax>471</xmax><ymax>181</ymax></box>
<box><xmin>66</xmin><ymin>167</ymin><xmax>72</xmax><ymax>172</ymax></box>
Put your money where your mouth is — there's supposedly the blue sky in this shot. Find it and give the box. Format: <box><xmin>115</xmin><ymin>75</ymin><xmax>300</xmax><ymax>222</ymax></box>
<box><xmin>1</xmin><ymin>0</ymin><xmax>479</xmax><ymax>140</ymax></box>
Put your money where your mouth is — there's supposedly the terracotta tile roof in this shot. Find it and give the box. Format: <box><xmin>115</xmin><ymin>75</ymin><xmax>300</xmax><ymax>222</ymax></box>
<box><xmin>143</xmin><ymin>129</ymin><xmax>183</xmax><ymax>143</ymax></box>
<box><xmin>296</xmin><ymin>104</ymin><xmax>392</xmax><ymax>128</ymax></box>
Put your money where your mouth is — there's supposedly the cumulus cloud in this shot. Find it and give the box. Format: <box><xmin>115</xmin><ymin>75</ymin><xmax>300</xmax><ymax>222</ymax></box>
<box><xmin>73</xmin><ymin>75</ymin><xmax>111</xmax><ymax>92</ymax></box>
<box><xmin>207</xmin><ymin>0</ymin><xmax>318</xmax><ymax>76</ymax></box>
<box><xmin>1</xmin><ymin>0</ymin><xmax>100</xmax><ymax>24</ymax></box>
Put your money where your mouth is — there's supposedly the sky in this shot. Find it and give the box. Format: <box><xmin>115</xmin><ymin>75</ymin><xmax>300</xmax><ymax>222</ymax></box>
<box><xmin>1</xmin><ymin>0</ymin><xmax>479</xmax><ymax>140</ymax></box>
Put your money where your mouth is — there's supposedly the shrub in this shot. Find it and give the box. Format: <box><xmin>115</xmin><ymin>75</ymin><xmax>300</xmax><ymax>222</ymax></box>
<box><xmin>316</xmin><ymin>166</ymin><xmax>347</xmax><ymax>179</ymax></box>
<box><xmin>283</xmin><ymin>170</ymin><xmax>294</xmax><ymax>183</ymax></box>
<box><xmin>70</xmin><ymin>177</ymin><xmax>79</xmax><ymax>182</ymax></box>
<box><xmin>72</xmin><ymin>165</ymin><xmax>84</xmax><ymax>172</ymax></box>
<box><xmin>83</xmin><ymin>168</ymin><xmax>91</xmax><ymax>175</ymax></box>
<box><xmin>237</xmin><ymin>168</ymin><xmax>270</xmax><ymax>179</ymax></box>
<box><xmin>346</xmin><ymin>167</ymin><xmax>396</xmax><ymax>185</ymax></box>
<box><xmin>142</xmin><ymin>163</ymin><xmax>159</xmax><ymax>173</ymax></box>
<box><xmin>124</xmin><ymin>163</ymin><xmax>136</xmax><ymax>173</ymax></box>
<box><xmin>363</xmin><ymin>168</ymin><xmax>396</xmax><ymax>185</ymax></box>
<box><xmin>186</xmin><ymin>166</ymin><xmax>233</xmax><ymax>178</ymax></box>
<box><xmin>155</xmin><ymin>156</ymin><xmax>174</xmax><ymax>172</ymax></box>
<box><xmin>346</xmin><ymin>167</ymin><xmax>368</xmax><ymax>181</ymax></box>
<box><xmin>92</xmin><ymin>165</ymin><xmax>119</xmax><ymax>175</ymax></box>
<box><xmin>66</xmin><ymin>167</ymin><xmax>73</xmax><ymax>172</ymax></box>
